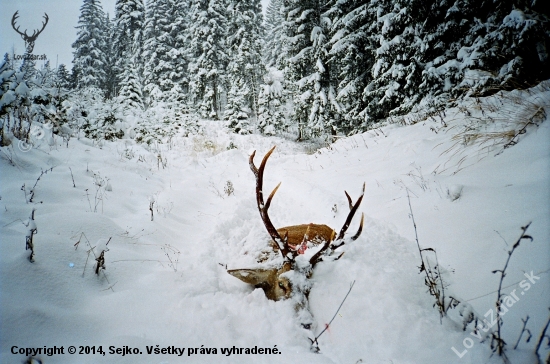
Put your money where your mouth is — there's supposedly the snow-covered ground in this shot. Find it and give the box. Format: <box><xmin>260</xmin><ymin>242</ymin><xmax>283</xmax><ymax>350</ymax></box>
<box><xmin>1</xmin><ymin>82</ymin><xmax>549</xmax><ymax>364</ymax></box>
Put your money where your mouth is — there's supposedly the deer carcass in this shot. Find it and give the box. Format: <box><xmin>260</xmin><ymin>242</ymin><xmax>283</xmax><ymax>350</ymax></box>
<box><xmin>227</xmin><ymin>146</ymin><xmax>364</xmax><ymax>347</ymax></box>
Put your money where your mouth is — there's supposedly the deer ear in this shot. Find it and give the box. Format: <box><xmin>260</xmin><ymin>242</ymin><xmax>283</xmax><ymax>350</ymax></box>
<box><xmin>227</xmin><ymin>268</ymin><xmax>276</xmax><ymax>285</ymax></box>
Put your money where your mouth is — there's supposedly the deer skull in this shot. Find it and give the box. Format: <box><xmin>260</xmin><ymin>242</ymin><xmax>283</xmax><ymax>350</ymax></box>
<box><xmin>227</xmin><ymin>146</ymin><xmax>364</xmax><ymax>346</ymax></box>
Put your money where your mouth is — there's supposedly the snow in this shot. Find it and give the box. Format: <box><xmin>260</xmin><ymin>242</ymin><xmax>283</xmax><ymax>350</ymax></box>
<box><xmin>1</xmin><ymin>83</ymin><xmax>549</xmax><ymax>363</ymax></box>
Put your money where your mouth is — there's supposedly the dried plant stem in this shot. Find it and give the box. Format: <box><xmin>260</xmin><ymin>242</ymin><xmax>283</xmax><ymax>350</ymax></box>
<box><xmin>535</xmin><ymin>309</ymin><xmax>550</xmax><ymax>364</ymax></box>
<box><xmin>406</xmin><ymin>189</ymin><xmax>449</xmax><ymax>318</ymax></box>
<box><xmin>513</xmin><ymin>316</ymin><xmax>531</xmax><ymax>350</ymax></box>
<box><xmin>491</xmin><ymin>223</ymin><xmax>533</xmax><ymax>360</ymax></box>
<box><xmin>69</xmin><ymin>167</ymin><xmax>76</xmax><ymax>187</ymax></box>
<box><xmin>28</xmin><ymin>167</ymin><xmax>54</xmax><ymax>203</ymax></box>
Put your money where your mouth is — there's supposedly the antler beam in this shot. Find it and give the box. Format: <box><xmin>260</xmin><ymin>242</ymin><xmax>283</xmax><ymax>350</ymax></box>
<box><xmin>11</xmin><ymin>11</ymin><xmax>25</xmax><ymax>37</ymax></box>
<box><xmin>250</xmin><ymin>146</ymin><xmax>293</xmax><ymax>260</ymax></box>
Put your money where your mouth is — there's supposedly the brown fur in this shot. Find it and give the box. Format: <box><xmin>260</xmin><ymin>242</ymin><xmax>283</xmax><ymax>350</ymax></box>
<box><xmin>228</xmin><ymin>261</ymin><xmax>292</xmax><ymax>301</ymax></box>
<box><xmin>275</xmin><ymin>224</ymin><xmax>335</xmax><ymax>249</ymax></box>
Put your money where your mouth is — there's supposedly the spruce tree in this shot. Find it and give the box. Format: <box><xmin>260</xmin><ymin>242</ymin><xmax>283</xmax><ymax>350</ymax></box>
<box><xmin>56</xmin><ymin>64</ymin><xmax>71</xmax><ymax>90</ymax></box>
<box><xmin>225</xmin><ymin>0</ymin><xmax>264</xmax><ymax>131</ymax></box>
<box><xmin>224</xmin><ymin>78</ymin><xmax>252</xmax><ymax>134</ymax></box>
<box><xmin>103</xmin><ymin>13</ymin><xmax>117</xmax><ymax>98</ymax></box>
<box><xmin>362</xmin><ymin>0</ymin><xmax>428</xmax><ymax>121</ymax></box>
<box><xmin>170</xmin><ymin>0</ymin><xmax>191</xmax><ymax>97</ymax></box>
<box><xmin>460</xmin><ymin>1</ymin><xmax>550</xmax><ymax>93</ymax></box>
<box><xmin>118</xmin><ymin>58</ymin><xmax>144</xmax><ymax>110</ymax></box>
<box><xmin>257</xmin><ymin>69</ymin><xmax>286</xmax><ymax>135</ymax></box>
<box><xmin>187</xmin><ymin>0</ymin><xmax>229</xmax><ymax>119</ymax></box>
<box><xmin>281</xmin><ymin>0</ymin><xmax>339</xmax><ymax>138</ymax></box>
<box><xmin>263</xmin><ymin>0</ymin><xmax>285</xmax><ymax>68</ymax></box>
<box><xmin>329</xmin><ymin>0</ymin><xmax>376</xmax><ymax>132</ymax></box>
<box><xmin>72</xmin><ymin>0</ymin><xmax>108</xmax><ymax>89</ymax></box>
<box><xmin>143</xmin><ymin>0</ymin><xmax>190</xmax><ymax>106</ymax></box>
<box><xmin>113</xmin><ymin>0</ymin><xmax>145</xmax><ymax>96</ymax></box>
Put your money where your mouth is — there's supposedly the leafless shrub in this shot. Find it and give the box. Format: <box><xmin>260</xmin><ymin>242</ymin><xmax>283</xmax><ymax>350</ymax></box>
<box><xmin>490</xmin><ymin>223</ymin><xmax>533</xmax><ymax>360</ymax></box>
<box><xmin>406</xmin><ymin>189</ymin><xmax>458</xmax><ymax>319</ymax></box>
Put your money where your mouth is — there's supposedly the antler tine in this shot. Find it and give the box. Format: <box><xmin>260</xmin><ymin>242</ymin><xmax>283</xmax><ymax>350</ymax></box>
<box><xmin>11</xmin><ymin>11</ymin><xmax>26</xmax><ymax>37</ymax></box>
<box><xmin>331</xmin><ymin>212</ymin><xmax>364</xmax><ymax>250</ymax></box>
<box><xmin>350</xmin><ymin>213</ymin><xmax>364</xmax><ymax>241</ymax></box>
<box><xmin>250</xmin><ymin>146</ymin><xmax>292</xmax><ymax>260</ymax></box>
<box><xmin>264</xmin><ymin>182</ymin><xmax>281</xmax><ymax>212</ymax></box>
<box><xmin>35</xmin><ymin>13</ymin><xmax>49</xmax><ymax>38</ymax></box>
<box><xmin>335</xmin><ymin>182</ymin><xmax>365</xmax><ymax>241</ymax></box>
<box><xmin>309</xmin><ymin>183</ymin><xmax>365</xmax><ymax>266</ymax></box>
<box><xmin>344</xmin><ymin>191</ymin><xmax>353</xmax><ymax>210</ymax></box>
<box><xmin>29</xmin><ymin>13</ymin><xmax>49</xmax><ymax>40</ymax></box>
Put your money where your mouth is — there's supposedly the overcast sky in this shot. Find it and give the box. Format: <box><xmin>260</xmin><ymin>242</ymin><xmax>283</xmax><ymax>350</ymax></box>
<box><xmin>0</xmin><ymin>0</ymin><xmax>268</xmax><ymax>70</ymax></box>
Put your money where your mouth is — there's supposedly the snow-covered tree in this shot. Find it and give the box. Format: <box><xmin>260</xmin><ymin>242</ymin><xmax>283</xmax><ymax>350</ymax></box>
<box><xmin>456</xmin><ymin>2</ymin><xmax>550</xmax><ymax>94</ymax></box>
<box><xmin>362</xmin><ymin>0</ymin><xmax>428</xmax><ymax>120</ymax></box>
<box><xmin>187</xmin><ymin>0</ymin><xmax>229</xmax><ymax>119</ymax></box>
<box><xmin>224</xmin><ymin>0</ymin><xmax>264</xmax><ymax>129</ymax></box>
<box><xmin>0</xmin><ymin>55</ymin><xmax>17</xmax><ymax>128</ymax></box>
<box><xmin>263</xmin><ymin>0</ymin><xmax>285</xmax><ymax>68</ymax></box>
<box><xmin>328</xmin><ymin>0</ymin><xmax>377</xmax><ymax>132</ymax></box>
<box><xmin>280</xmin><ymin>0</ymin><xmax>340</xmax><ymax>138</ymax></box>
<box><xmin>113</xmin><ymin>0</ymin><xmax>145</xmax><ymax>95</ymax></box>
<box><xmin>170</xmin><ymin>0</ymin><xmax>192</xmax><ymax>95</ymax></box>
<box><xmin>143</xmin><ymin>0</ymin><xmax>190</xmax><ymax>106</ymax></box>
<box><xmin>224</xmin><ymin>78</ymin><xmax>252</xmax><ymax>134</ymax></box>
<box><xmin>103</xmin><ymin>14</ymin><xmax>117</xmax><ymax>98</ymax></box>
<box><xmin>257</xmin><ymin>68</ymin><xmax>286</xmax><ymax>135</ymax></box>
<box><xmin>35</xmin><ymin>61</ymin><xmax>56</xmax><ymax>89</ymax></box>
<box><xmin>55</xmin><ymin>64</ymin><xmax>72</xmax><ymax>90</ymax></box>
<box><xmin>118</xmin><ymin>58</ymin><xmax>144</xmax><ymax>111</ymax></box>
<box><xmin>72</xmin><ymin>0</ymin><xmax>108</xmax><ymax>89</ymax></box>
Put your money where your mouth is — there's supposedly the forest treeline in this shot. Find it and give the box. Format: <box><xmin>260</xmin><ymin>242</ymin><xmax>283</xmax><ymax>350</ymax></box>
<box><xmin>1</xmin><ymin>0</ymin><xmax>549</xmax><ymax>143</ymax></box>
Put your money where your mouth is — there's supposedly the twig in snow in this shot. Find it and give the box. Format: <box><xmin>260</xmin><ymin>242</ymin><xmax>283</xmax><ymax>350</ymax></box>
<box><xmin>535</xmin><ymin>308</ymin><xmax>550</xmax><ymax>364</ymax></box>
<box><xmin>28</xmin><ymin>167</ymin><xmax>55</xmax><ymax>203</ymax></box>
<box><xmin>69</xmin><ymin>167</ymin><xmax>76</xmax><ymax>187</ymax></box>
<box><xmin>80</xmin><ymin>234</ymin><xmax>114</xmax><ymax>291</ymax></box>
<box><xmin>406</xmin><ymin>189</ymin><xmax>455</xmax><ymax>319</ymax></box>
<box><xmin>85</xmin><ymin>189</ymin><xmax>92</xmax><ymax>211</ymax></box>
<box><xmin>491</xmin><ymin>222</ymin><xmax>533</xmax><ymax>360</ymax></box>
<box><xmin>310</xmin><ymin>280</ymin><xmax>356</xmax><ymax>351</ymax></box>
<box><xmin>513</xmin><ymin>316</ymin><xmax>531</xmax><ymax>350</ymax></box>
<box><xmin>24</xmin><ymin>209</ymin><xmax>37</xmax><ymax>262</ymax></box>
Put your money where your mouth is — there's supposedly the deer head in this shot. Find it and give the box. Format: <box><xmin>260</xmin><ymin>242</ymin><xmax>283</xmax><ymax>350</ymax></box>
<box><xmin>227</xmin><ymin>146</ymin><xmax>364</xmax><ymax>341</ymax></box>
<box><xmin>12</xmin><ymin>11</ymin><xmax>49</xmax><ymax>54</ymax></box>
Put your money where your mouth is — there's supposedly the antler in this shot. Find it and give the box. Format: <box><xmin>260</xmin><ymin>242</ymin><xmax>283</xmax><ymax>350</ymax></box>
<box><xmin>11</xmin><ymin>11</ymin><xmax>49</xmax><ymax>41</ymax></box>
<box><xmin>11</xmin><ymin>11</ymin><xmax>25</xmax><ymax>38</ymax></box>
<box><xmin>31</xmin><ymin>13</ymin><xmax>49</xmax><ymax>40</ymax></box>
<box><xmin>309</xmin><ymin>183</ymin><xmax>365</xmax><ymax>266</ymax></box>
<box><xmin>250</xmin><ymin>146</ymin><xmax>293</xmax><ymax>261</ymax></box>
<box><xmin>250</xmin><ymin>146</ymin><xmax>289</xmax><ymax>257</ymax></box>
